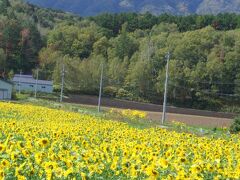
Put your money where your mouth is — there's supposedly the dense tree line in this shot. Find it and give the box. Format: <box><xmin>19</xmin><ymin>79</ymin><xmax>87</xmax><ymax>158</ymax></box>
<box><xmin>90</xmin><ymin>13</ymin><xmax>240</xmax><ymax>36</ymax></box>
<box><xmin>0</xmin><ymin>0</ymin><xmax>80</xmax><ymax>74</ymax></box>
<box><xmin>0</xmin><ymin>0</ymin><xmax>42</xmax><ymax>74</ymax></box>
<box><xmin>2</xmin><ymin>0</ymin><xmax>240</xmax><ymax>111</ymax></box>
<box><xmin>39</xmin><ymin>22</ymin><xmax>240</xmax><ymax>111</ymax></box>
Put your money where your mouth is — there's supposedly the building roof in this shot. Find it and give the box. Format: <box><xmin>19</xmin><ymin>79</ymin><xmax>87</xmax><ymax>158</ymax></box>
<box><xmin>13</xmin><ymin>74</ymin><xmax>53</xmax><ymax>86</ymax></box>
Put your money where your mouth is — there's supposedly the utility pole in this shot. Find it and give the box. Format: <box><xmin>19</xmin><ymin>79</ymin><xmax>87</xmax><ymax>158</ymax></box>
<box><xmin>18</xmin><ymin>70</ymin><xmax>22</xmax><ymax>94</ymax></box>
<box><xmin>98</xmin><ymin>64</ymin><xmax>104</xmax><ymax>113</ymax></box>
<box><xmin>60</xmin><ymin>64</ymin><xmax>65</xmax><ymax>103</ymax></box>
<box><xmin>162</xmin><ymin>52</ymin><xmax>170</xmax><ymax>124</ymax></box>
<box><xmin>147</xmin><ymin>31</ymin><xmax>151</xmax><ymax>62</ymax></box>
<box><xmin>34</xmin><ymin>68</ymin><xmax>39</xmax><ymax>98</ymax></box>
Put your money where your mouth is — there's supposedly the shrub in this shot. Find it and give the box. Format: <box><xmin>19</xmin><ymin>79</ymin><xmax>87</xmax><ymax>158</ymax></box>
<box><xmin>230</xmin><ymin>116</ymin><xmax>240</xmax><ymax>133</ymax></box>
<box><xmin>116</xmin><ymin>88</ymin><xmax>134</xmax><ymax>100</ymax></box>
<box><xmin>103</xmin><ymin>86</ymin><xmax>118</xmax><ymax>97</ymax></box>
<box><xmin>11</xmin><ymin>89</ymin><xmax>17</xmax><ymax>100</ymax></box>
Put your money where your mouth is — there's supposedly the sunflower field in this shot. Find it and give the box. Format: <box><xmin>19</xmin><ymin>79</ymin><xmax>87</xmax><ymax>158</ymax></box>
<box><xmin>0</xmin><ymin>102</ymin><xmax>239</xmax><ymax>179</ymax></box>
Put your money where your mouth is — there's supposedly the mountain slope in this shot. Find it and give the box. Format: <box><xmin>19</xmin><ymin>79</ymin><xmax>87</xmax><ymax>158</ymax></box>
<box><xmin>26</xmin><ymin>0</ymin><xmax>240</xmax><ymax>16</ymax></box>
<box><xmin>197</xmin><ymin>0</ymin><xmax>240</xmax><ymax>14</ymax></box>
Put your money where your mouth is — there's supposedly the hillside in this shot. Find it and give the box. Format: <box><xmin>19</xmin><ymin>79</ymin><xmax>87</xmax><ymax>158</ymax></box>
<box><xmin>197</xmin><ymin>0</ymin><xmax>240</xmax><ymax>14</ymax></box>
<box><xmin>0</xmin><ymin>0</ymin><xmax>80</xmax><ymax>73</ymax></box>
<box><xmin>2</xmin><ymin>0</ymin><xmax>240</xmax><ymax>112</ymax></box>
<box><xmin>26</xmin><ymin>0</ymin><xmax>240</xmax><ymax>16</ymax></box>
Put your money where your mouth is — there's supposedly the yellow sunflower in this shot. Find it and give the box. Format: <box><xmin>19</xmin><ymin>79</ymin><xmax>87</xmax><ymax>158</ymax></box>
<box><xmin>38</xmin><ymin>138</ymin><xmax>50</xmax><ymax>147</ymax></box>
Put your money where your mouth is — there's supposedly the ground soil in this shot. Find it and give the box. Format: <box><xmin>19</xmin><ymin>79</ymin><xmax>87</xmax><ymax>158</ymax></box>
<box><xmin>64</xmin><ymin>94</ymin><xmax>235</xmax><ymax>128</ymax></box>
<box><xmin>147</xmin><ymin>111</ymin><xmax>232</xmax><ymax>128</ymax></box>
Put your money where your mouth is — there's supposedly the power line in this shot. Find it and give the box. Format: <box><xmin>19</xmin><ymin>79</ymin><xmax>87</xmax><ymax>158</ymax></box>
<box><xmin>168</xmin><ymin>81</ymin><xmax>240</xmax><ymax>98</ymax></box>
<box><xmin>168</xmin><ymin>81</ymin><xmax>193</xmax><ymax>91</ymax></box>
<box><xmin>172</xmin><ymin>76</ymin><xmax>240</xmax><ymax>86</ymax></box>
<box><xmin>200</xmin><ymin>90</ymin><xmax>240</xmax><ymax>97</ymax></box>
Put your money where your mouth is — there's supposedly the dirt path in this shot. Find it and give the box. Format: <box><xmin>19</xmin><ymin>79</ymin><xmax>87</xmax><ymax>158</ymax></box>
<box><xmin>69</xmin><ymin>103</ymin><xmax>233</xmax><ymax>128</ymax></box>
<box><xmin>65</xmin><ymin>95</ymin><xmax>236</xmax><ymax>118</ymax></box>
<box><xmin>64</xmin><ymin>95</ymin><xmax>234</xmax><ymax>128</ymax></box>
<box><xmin>146</xmin><ymin>111</ymin><xmax>233</xmax><ymax>128</ymax></box>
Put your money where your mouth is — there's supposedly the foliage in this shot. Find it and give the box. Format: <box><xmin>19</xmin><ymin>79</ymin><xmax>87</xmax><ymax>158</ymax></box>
<box><xmin>4</xmin><ymin>0</ymin><xmax>240</xmax><ymax>111</ymax></box>
<box><xmin>103</xmin><ymin>86</ymin><xmax>118</xmax><ymax>97</ymax></box>
<box><xmin>0</xmin><ymin>0</ymin><xmax>80</xmax><ymax>75</ymax></box>
<box><xmin>230</xmin><ymin>116</ymin><xmax>240</xmax><ymax>133</ymax></box>
<box><xmin>91</xmin><ymin>13</ymin><xmax>240</xmax><ymax>35</ymax></box>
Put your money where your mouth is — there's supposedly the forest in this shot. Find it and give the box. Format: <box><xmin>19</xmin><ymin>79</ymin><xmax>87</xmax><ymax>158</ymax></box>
<box><xmin>1</xmin><ymin>0</ymin><xmax>240</xmax><ymax>112</ymax></box>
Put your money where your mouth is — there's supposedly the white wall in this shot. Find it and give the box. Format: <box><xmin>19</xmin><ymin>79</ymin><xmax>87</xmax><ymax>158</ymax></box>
<box><xmin>0</xmin><ymin>81</ymin><xmax>12</xmax><ymax>100</ymax></box>
<box><xmin>15</xmin><ymin>82</ymin><xmax>53</xmax><ymax>93</ymax></box>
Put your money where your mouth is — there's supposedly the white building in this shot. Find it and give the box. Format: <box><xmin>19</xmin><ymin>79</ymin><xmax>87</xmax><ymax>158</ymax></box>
<box><xmin>13</xmin><ymin>74</ymin><xmax>53</xmax><ymax>93</ymax></box>
<box><xmin>0</xmin><ymin>79</ymin><xmax>13</xmax><ymax>100</ymax></box>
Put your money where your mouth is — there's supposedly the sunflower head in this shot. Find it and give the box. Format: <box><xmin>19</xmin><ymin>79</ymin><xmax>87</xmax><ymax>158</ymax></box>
<box><xmin>0</xmin><ymin>144</ymin><xmax>6</xmax><ymax>153</ymax></box>
<box><xmin>38</xmin><ymin>138</ymin><xmax>50</xmax><ymax>147</ymax></box>
<box><xmin>1</xmin><ymin>159</ymin><xmax>10</xmax><ymax>168</ymax></box>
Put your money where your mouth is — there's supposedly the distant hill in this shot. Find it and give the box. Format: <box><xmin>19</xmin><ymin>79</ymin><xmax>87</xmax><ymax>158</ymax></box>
<box><xmin>26</xmin><ymin>0</ymin><xmax>240</xmax><ymax>16</ymax></box>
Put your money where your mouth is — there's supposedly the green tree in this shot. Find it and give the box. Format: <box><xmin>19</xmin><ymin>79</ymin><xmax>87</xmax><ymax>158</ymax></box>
<box><xmin>93</xmin><ymin>36</ymin><xmax>109</xmax><ymax>57</ymax></box>
<box><xmin>47</xmin><ymin>22</ymin><xmax>103</xmax><ymax>59</ymax></box>
<box><xmin>125</xmin><ymin>59</ymin><xmax>153</xmax><ymax>99</ymax></box>
<box><xmin>112</xmin><ymin>23</ymin><xmax>138</xmax><ymax>60</ymax></box>
<box><xmin>0</xmin><ymin>0</ymin><xmax>10</xmax><ymax>15</ymax></box>
<box><xmin>0</xmin><ymin>48</ymin><xmax>6</xmax><ymax>72</ymax></box>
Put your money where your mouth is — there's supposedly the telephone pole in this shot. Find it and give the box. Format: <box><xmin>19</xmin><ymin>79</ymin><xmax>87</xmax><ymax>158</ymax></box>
<box><xmin>60</xmin><ymin>64</ymin><xmax>65</xmax><ymax>103</ymax></box>
<box><xmin>98</xmin><ymin>64</ymin><xmax>104</xmax><ymax>113</ymax></box>
<box><xmin>18</xmin><ymin>70</ymin><xmax>22</xmax><ymax>94</ymax></box>
<box><xmin>162</xmin><ymin>52</ymin><xmax>170</xmax><ymax>124</ymax></box>
<box><xmin>34</xmin><ymin>68</ymin><xmax>39</xmax><ymax>98</ymax></box>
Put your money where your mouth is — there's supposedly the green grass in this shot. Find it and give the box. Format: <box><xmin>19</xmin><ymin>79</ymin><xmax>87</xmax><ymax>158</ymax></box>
<box><xmin>164</xmin><ymin>121</ymin><xmax>231</xmax><ymax>139</ymax></box>
<box><xmin>15</xmin><ymin>91</ymin><xmax>60</xmax><ymax>101</ymax></box>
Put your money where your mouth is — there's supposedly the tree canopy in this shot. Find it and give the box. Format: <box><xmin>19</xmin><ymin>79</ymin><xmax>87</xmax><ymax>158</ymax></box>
<box><xmin>2</xmin><ymin>0</ymin><xmax>240</xmax><ymax>111</ymax></box>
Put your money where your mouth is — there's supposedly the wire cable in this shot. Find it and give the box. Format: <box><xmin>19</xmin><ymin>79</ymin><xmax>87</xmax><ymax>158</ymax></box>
<box><xmin>171</xmin><ymin>76</ymin><xmax>240</xmax><ymax>86</ymax></box>
<box><xmin>168</xmin><ymin>80</ymin><xmax>240</xmax><ymax>97</ymax></box>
